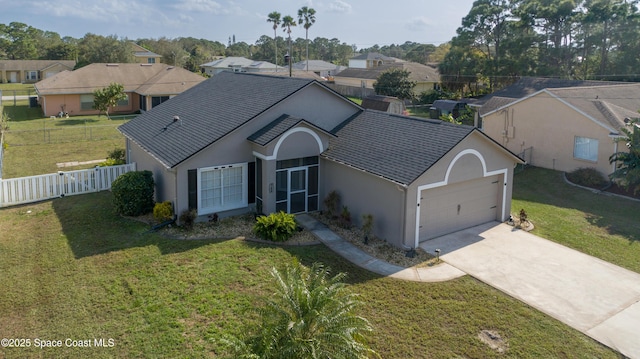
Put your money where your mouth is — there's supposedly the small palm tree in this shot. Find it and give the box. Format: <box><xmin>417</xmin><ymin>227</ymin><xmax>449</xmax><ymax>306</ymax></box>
<box><xmin>219</xmin><ymin>262</ymin><xmax>377</xmax><ymax>359</ymax></box>
<box><xmin>610</xmin><ymin>119</ymin><xmax>640</xmax><ymax>194</ymax></box>
<box><xmin>267</xmin><ymin>11</ymin><xmax>281</xmax><ymax>70</ymax></box>
<box><xmin>297</xmin><ymin>6</ymin><xmax>316</xmax><ymax>71</ymax></box>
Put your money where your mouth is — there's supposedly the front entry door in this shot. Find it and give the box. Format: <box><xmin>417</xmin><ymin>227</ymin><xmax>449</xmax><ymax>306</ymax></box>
<box><xmin>276</xmin><ymin>167</ymin><xmax>308</xmax><ymax>214</ymax></box>
<box><xmin>288</xmin><ymin>167</ymin><xmax>307</xmax><ymax>213</ymax></box>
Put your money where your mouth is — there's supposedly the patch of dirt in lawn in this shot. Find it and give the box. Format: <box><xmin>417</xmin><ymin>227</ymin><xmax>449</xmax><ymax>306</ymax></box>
<box><xmin>478</xmin><ymin>329</ymin><xmax>509</xmax><ymax>353</ymax></box>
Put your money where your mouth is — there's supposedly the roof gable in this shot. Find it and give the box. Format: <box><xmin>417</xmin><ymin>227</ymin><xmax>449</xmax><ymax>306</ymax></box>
<box><xmin>248</xmin><ymin>114</ymin><xmax>335</xmax><ymax>146</ymax></box>
<box><xmin>483</xmin><ymin>84</ymin><xmax>640</xmax><ymax>134</ymax></box>
<box><xmin>119</xmin><ymin>72</ymin><xmax>319</xmax><ymax>168</ymax></box>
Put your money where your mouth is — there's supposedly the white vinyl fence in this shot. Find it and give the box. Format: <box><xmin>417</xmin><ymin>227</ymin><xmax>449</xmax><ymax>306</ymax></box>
<box><xmin>0</xmin><ymin>163</ymin><xmax>136</xmax><ymax>208</ymax></box>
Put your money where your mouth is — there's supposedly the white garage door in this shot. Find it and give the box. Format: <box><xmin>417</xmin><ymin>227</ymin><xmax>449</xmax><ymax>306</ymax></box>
<box><xmin>419</xmin><ymin>175</ymin><xmax>500</xmax><ymax>241</ymax></box>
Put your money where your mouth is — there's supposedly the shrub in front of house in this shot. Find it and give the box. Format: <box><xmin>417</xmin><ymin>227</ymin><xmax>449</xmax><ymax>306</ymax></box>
<box><xmin>111</xmin><ymin>170</ymin><xmax>155</xmax><ymax>216</ymax></box>
<box><xmin>253</xmin><ymin>211</ymin><xmax>297</xmax><ymax>242</ymax></box>
<box><xmin>153</xmin><ymin>201</ymin><xmax>174</xmax><ymax>222</ymax></box>
<box><xmin>566</xmin><ymin>167</ymin><xmax>608</xmax><ymax>189</ymax></box>
<box><xmin>179</xmin><ymin>209</ymin><xmax>197</xmax><ymax>230</ymax></box>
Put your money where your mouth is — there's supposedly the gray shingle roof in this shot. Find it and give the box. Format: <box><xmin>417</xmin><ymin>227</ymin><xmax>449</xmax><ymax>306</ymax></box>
<box><xmin>323</xmin><ymin>110</ymin><xmax>475</xmax><ymax>185</ymax></box>
<box><xmin>248</xmin><ymin>114</ymin><xmax>303</xmax><ymax>146</ymax></box>
<box><xmin>476</xmin><ymin>77</ymin><xmax>627</xmax><ymax>115</ymax></box>
<box><xmin>119</xmin><ymin>72</ymin><xmax>315</xmax><ymax>168</ymax></box>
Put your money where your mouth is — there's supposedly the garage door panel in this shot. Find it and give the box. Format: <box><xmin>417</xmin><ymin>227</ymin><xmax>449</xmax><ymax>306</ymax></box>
<box><xmin>419</xmin><ymin>176</ymin><xmax>499</xmax><ymax>241</ymax></box>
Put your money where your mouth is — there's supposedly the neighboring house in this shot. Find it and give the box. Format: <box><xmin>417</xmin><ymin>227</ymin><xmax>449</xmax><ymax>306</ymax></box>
<box><xmin>0</xmin><ymin>60</ymin><xmax>75</xmax><ymax>84</ymax></box>
<box><xmin>200</xmin><ymin>57</ymin><xmax>277</xmax><ymax>75</ymax></box>
<box><xmin>118</xmin><ymin>72</ymin><xmax>522</xmax><ymax>249</ymax></box>
<box><xmin>477</xmin><ymin>77</ymin><xmax>639</xmax><ymax>176</ymax></box>
<box><xmin>361</xmin><ymin>95</ymin><xmax>406</xmax><ymax>114</ymax></box>
<box><xmin>131</xmin><ymin>43</ymin><xmax>162</xmax><ymax>64</ymax></box>
<box><xmin>348</xmin><ymin>52</ymin><xmax>396</xmax><ymax>69</ymax></box>
<box><xmin>34</xmin><ymin>63</ymin><xmax>205</xmax><ymax>117</ymax></box>
<box><xmin>292</xmin><ymin>60</ymin><xmax>347</xmax><ymax>78</ymax></box>
<box><xmin>333</xmin><ymin>61</ymin><xmax>440</xmax><ymax>97</ymax></box>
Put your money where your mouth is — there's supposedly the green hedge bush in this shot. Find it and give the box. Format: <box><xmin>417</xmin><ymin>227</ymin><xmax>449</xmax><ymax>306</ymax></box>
<box><xmin>253</xmin><ymin>211</ymin><xmax>297</xmax><ymax>242</ymax></box>
<box><xmin>566</xmin><ymin>167</ymin><xmax>608</xmax><ymax>188</ymax></box>
<box><xmin>111</xmin><ymin>170</ymin><xmax>155</xmax><ymax>216</ymax></box>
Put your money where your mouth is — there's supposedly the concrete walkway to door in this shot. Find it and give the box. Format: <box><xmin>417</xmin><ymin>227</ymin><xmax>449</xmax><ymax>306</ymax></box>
<box><xmin>420</xmin><ymin>222</ymin><xmax>640</xmax><ymax>359</ymax></box>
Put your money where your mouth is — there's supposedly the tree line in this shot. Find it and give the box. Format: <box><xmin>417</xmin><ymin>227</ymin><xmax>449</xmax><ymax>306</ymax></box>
<box><xmin>439</xmin><ymin>0</ymin><xmax>640</xmax><ymax>95</ymax></box>
<box><xmin>0</xmin><ymin>21</ymin><xmax>451</xmax><ymax>72</ymax></box>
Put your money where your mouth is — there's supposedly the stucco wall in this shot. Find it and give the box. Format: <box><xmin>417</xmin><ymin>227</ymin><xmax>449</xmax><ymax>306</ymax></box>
<box><xmin>41</xmin><ymin>93</ymin><xmax>137</xmax><ymax>117</ymax></box>
<box><xmin>482</xmin><ymin>92</ymin><xmax>620</xmax><ymax>176</ymax></box>
<box><xmin>127</xmin><ymin>138</ymin><xmax>177</xmax><ymax>208</ymax></box>
<box><xmin>321</xmin><ymin>158</ymin><xmax>406</xmax><ymax>247</ymax></box>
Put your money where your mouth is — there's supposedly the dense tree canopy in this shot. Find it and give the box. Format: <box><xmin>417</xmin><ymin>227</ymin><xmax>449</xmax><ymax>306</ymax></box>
<box><xmin>373</xmin><ymin>68</ymin><xmax>417</xmax><ymax>100</ymax></box>
<box><xmin>438</xmin><ymin>0</ymin><xmax>640</xmax><ymax>96</ymax></box>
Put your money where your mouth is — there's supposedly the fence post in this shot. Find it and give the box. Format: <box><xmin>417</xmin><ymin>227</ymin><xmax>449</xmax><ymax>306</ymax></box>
<box><xmin>95</xmin><ymin>166</ymin><xmax>101</xmax><ymax>191</ymax></box>
<box><xmin>58</xmin><ymin>171</ymin><xmax>65</xmax><ymax>197</ymax></box>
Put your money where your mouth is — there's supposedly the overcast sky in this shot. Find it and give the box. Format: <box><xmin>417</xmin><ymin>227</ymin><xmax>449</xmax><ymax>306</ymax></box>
<box><xmin>3</xmin><ymin>0</ymin><xmax>476</xmax><ymax>50</ymax></box>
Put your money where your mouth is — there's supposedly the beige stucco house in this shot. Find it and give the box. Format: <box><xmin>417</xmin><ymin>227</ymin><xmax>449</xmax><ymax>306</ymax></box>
<box><xmin>34</xmin><ymin>63</ymin><xmax>205</xmax><ymax>117</ymax></box>
<box><xmin>119</xmin><ymin>72</ymin><xmax>522</xmax><ymax>249</ymax></box>
<box><xmin>131</xmin><ymin>43</ymin><xmax>162</xmax><ymax>64</ymax></box>
<box><xmin>478</xmin><ymin>78</ymin><xmax>639</xmax><ymax>177</ymax></box>
<box><xmin>334</xmin><ymin>59</ymin><xmax>440</xmax><ymax>97</ymax></box>
<box><xmin>0</xmin><ymin>60</ymin><xmax>75</xmax><ymax>84</ymax></box>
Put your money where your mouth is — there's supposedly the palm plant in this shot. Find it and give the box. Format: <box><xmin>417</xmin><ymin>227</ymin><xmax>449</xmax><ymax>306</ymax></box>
<box><xmin>297</xmin><ymin>6</ymin><xmax>316</xmax><ymax>71</ymax></box>
<box><xmin>610</xmin><ymin>119</ymin><xmax>640</xmax><ymax>194</ymax></box>
<box><xmin>281</xmin><ymin>15</ymin><xmax>296</xmax><ymax>75</ymax></box>
<box><xmin>267</xmin><ymin>11</ymin><xmax>281</xmax><ymax>70</ymax></box>
<box><xmin>219</xmin><ymin>262</ymin><xmax>377</xmax><ymax>359</ymax></box>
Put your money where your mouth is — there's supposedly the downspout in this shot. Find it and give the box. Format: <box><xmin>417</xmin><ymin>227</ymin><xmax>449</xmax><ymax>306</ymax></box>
<box><xmin>612</xmin><ymin>139</ymin><xmax>618</xmax><ymax>175</ymax></box>
<box><xmin>395</xmin><ymin>184</ymin><xmax>409</xmax><ymax>249</ymax></box>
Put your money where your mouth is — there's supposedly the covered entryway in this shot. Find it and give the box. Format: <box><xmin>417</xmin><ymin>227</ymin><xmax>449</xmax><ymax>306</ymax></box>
<box><xmin>275</xmin><ymin>157</ymin><xmax>319</xmax><ymax>214</ymax></box>
<box><xmin>419</xmin><ymin>175</ymin><xmax>500</xmax><ymax>241</ymax></box>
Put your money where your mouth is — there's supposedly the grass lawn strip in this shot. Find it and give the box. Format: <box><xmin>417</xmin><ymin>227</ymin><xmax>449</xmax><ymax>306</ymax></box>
<box><xmin>0</xmin><ymin>192</ymin><xmax>618</xmax><ymax>358</ymax></box>
<box><xmin>513</xmin><ymin>167</ymin><xmax>640</xmax><ymax>273</ymax></box>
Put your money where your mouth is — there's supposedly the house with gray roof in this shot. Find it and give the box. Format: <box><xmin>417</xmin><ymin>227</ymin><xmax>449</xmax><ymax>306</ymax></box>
<box><xmin>200</xmin><ymin>57</ymin><xmax>278</xmax><ymax>75</ymax></box>
<box><xmin>477</xmin><ymin>78</ymin><xmax>639</xmax><ymax>176</ymax></box>
<box><xmin>119</xmin><ymin>72</ymin><xmax>522</xmax><ymax>249</ymax></box>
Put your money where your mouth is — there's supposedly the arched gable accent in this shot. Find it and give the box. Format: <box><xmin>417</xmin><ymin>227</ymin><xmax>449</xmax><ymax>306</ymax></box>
<box><xmin>413</xmin><ymin>149</ymin><xmax>509</xmax><ymax>248</ymax></box>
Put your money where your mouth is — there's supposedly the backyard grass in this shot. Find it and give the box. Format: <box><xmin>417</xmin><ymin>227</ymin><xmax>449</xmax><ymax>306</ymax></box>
<box><xmin>1</xmin><ymin>101</ymin><xmax>130</xmax><ymax>178</ymax></box>
<box><xmin>513</xmin><ymin>166</ymin><xmax>640</xmax><ymax>273</ymax></box>
<box><xmin>0</xmin><ymin>192</ymin><xmax>620</xmax><ymax>358</ymax></box>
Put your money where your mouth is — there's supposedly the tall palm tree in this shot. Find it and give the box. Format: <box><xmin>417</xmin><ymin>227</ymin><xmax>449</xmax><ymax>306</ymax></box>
<box><xmin>297</xmin><ymin>6</ymin><xmax>316</xmax><ymax>71</ymax></box>
<box><xmin>219</xmin><ymin>262</ymin><xmax>378</xmax><ymax>359</ymax></box>
<box><xmin>267</xmin><ymin>11</ymin><xmax>281</xmax><ymax>71</ymax></box>
<box><xmin>281</xmin><ymin>15</ymin><xmax>296</xmax><ymax>76</ymax></box>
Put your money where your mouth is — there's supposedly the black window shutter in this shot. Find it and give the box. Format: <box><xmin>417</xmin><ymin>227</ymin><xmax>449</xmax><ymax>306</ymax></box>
<box><xmin>188</xmin><ymin>169</ymin><xmax>197</xmax><ymax>210</ymax></box>
<box><xmin>248</xmin><ymin>162</ymin><xmax>255</xmax><ymax>204</ymax></box>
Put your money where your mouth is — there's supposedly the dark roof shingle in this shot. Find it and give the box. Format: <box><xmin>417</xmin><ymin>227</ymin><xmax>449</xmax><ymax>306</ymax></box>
<box><xmin>119</xmin><ymin>72</ymin><xmax>315</xmax><ymax>168</ymax></box>
<box><xmin>323</xmin><ymin>110</ymin><xmax>474</xmax><ymax>185</ymax></box>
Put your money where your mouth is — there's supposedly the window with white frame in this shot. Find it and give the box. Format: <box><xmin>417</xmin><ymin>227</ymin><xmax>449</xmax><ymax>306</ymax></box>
<box><xmin>574</xmin><ymin>136</ymin><xmax>599</xmax><ymax>161</ymax></box>
<box><xmin>116</xmin><ymin>94</ymin><xmax>129</xmax><ymax>107</ymax></box>
<box><xmin>80</xmin><ymin>94</ymin><xmax>94</xmax><ymax>110</ymax></box>
<box><xmin>26</xmin><ymin>71</ymin><xmax>38</xmax><ymax>80</ymax></box>
<box><xmin>198</xmin><ymin>163</ymin><xmax>247</xmax><ymax>214</ymax></box>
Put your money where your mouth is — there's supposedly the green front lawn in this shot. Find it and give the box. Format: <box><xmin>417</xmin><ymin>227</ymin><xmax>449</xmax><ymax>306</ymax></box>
<box><xmin>513</xmin><ymin>167</ymin><xmax>640</xmax><ymax>273</ymax></box>
<box><xmin>0</xmin><ymin>192</ymin><xmax>618</xmax><ymax>358</ymax></box>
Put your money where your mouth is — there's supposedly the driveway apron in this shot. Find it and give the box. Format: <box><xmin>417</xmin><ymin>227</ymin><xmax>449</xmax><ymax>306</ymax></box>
<box><xmin>420</xmin><ymin>222</ymin><xmax>640</xmax><ymax>359</ymax></box>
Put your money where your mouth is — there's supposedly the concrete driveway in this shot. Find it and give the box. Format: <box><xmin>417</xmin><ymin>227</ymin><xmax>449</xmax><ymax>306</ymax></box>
<box><xmin>420</xmin><ymin>222</ymin><xmax>640</xmax><ymax>359</ymax></box>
